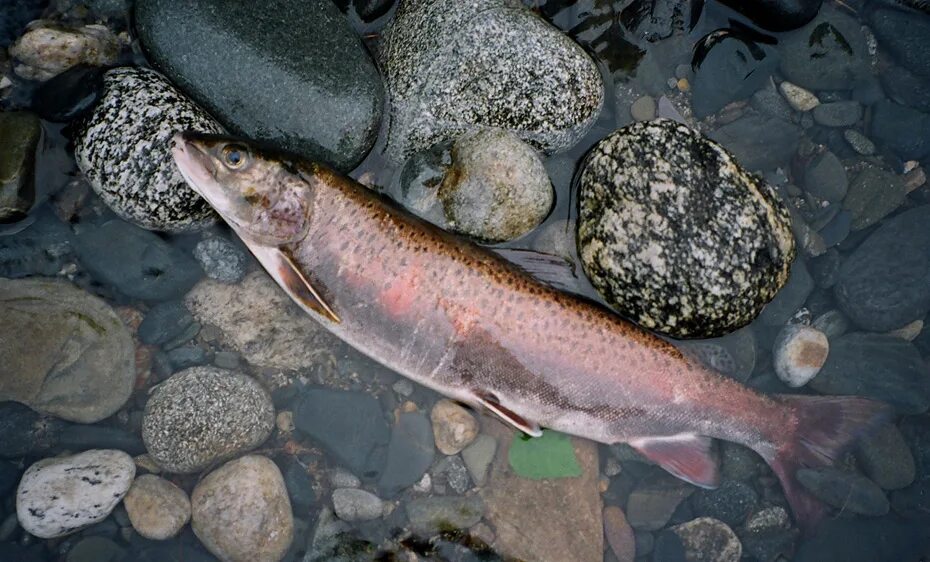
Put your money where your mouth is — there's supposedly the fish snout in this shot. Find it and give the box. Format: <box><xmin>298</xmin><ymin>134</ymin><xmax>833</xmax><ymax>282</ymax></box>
<box><xmin>171</xmin><ymin>131</ymin><xmax>218</xmax><ymax>193</ymax></box>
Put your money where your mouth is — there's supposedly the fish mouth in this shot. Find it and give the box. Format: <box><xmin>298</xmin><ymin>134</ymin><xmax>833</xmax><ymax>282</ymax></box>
<box><xmin>171</xmin><ymin>131</ymin><xmax>218</xmax><ymax>199</ymax></box>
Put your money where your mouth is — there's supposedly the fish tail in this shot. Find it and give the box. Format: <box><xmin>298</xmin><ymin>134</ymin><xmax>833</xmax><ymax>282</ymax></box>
<box><xmin>762</xmin><ymin>394</ymin><xmax>892</xmax><ymax>533</ymax></box>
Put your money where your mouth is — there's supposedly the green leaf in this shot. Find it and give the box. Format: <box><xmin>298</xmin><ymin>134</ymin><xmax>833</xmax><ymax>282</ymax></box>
<box><xmin>508</xmin><ymin>430</ymin><xmax>582</xmax><ymax>479</ymax></box>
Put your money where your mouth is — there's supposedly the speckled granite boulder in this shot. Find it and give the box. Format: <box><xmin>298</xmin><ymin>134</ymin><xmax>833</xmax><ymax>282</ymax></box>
<box><xmin>577</xmin><ymin>119</ymin><xmax>795</xmax><ymax>338</ymax></box>
<box><xmin>74</xmin><ymin>67</ymin><xmax>223</xmax><ymax>232</ymax></box>
<box><xmin>135</xmin><ymin>0</ymin><xmax>383</xmax><ymax>172</ymax></box>
<box><xmin>379</xmin><ymin>0</ymin><xmax>603</xmax><ymax>161</ymax></box>
<box><xmin>16</xmin><ymin>449</ymin><xmax>135</xmax><ymax>538</ymax></box>
<box><xmin>142</xmin><ymin>366</ymin><xmax>275</xmax><ymax>473</ymax></box>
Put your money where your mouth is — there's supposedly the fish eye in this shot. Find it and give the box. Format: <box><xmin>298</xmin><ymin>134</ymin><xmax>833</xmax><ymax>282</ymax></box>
<box><xmin>222</xmin><ymin>145</ymin><xmax>248</xmax><ymax>169</ymax></box>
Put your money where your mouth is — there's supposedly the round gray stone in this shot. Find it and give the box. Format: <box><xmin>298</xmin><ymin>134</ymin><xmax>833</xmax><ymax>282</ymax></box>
<box><xmin>74</xmin><ymin>67</ymin><xmax>223</xmax><ymax>232</ymax></box>
<box><xmin>577</xmin><ymin>119</ymin><xmax>796</xmax><ymax>338</ymax></box>
<box><xmin>142</xmin><ymin>366</ymin><xmax>275</xmax><ymax>473</ymax></box>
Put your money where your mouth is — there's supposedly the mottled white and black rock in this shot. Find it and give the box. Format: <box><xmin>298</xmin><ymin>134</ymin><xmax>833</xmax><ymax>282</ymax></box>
<box><xmin>142</xmin><ymin>366</ymin><xmax>275</xmax><ymax>473</ymax></box>
<box><xmin>0</xmin><ymin>278</ymin><xmax>135</xmax><ymax>423</ymax></box>
<box><xmin>135</xmin><ymin>0</ymin><xmax>383</xmax><ymax>172</ymax></box>
<box><xmin>16</xmin><ymin>449</ymin><xmax>135</xmax><ymax>539</ymax></box>
<box><xmin>74</xmin><ymin>67</ymin><xmax>223</xmax><ymax>232</ymax></box>
<box><xmin>577</xmin><ymin>119</ymin><xmax>796</xmax><ymax>338</ymax></box>
<box><xmin>378</xmin><ymin>0</ymin><xmax>603</xmax><ymax>161</ymax></box>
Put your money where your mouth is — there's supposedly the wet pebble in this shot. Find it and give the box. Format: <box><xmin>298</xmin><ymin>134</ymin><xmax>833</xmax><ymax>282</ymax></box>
<box><xmin>378</xmin><ymin>411</ymin><xmax>435</xmax><ymax>497</ymax></box>
<box><xmin>759</xmin><ymin>258</ymin><xmax>814</xmax><ymax>326</ymax></box>
<box><xmin>625</xmin><ymin>471</ymin><xmax>696</xmax><ymax>531</ymax></box>
<box><xmin>378</xmin><ymin>0</ymin><xmax>602</xmax><ymax>160</ymax></box>
<box><xmin>142</xmin><ymin>366</ymin><xmax>275</xmax><ymax>473</ymax></box>
<box><xmin>812</xmin><ymin>100</ymin><xmax>862</xmax><ymax>127</ymax></box>
<box><xmin>676</xmin><ymin>327</ymin><xmax>756</xmax><ymax>382</ymax></box>
<box><xmin>603</xmin><ymin>505</ymin><xmax>635</xmax><ymax>562</ymax></box>
<box><xmin>430</xmin><ymin>399</ymin><xmax>478</xmax><ymax>455</ymax></box>
<box><xmin>778</xmin><ymin>6</ymin><xmax>869</xmax><ymax>91</ymax></box>
<box><xmin>166</xmin><ymin>345</ymin><xmax>210</xmax><ymax>370</ymax></box>
<box><xmin>331</xmin><ymin>488</ymin><xmax>383</xmax><ymax>522</ymax></box>
<box><xmin>796</xmin><ymin>467</ymin><xmax>889</xmax><ymax>515</ymax></box>
<box><xmin>65</xmin><ymin>536</ymin><xmax>125</xmax><ymax>562</ymax></box>
<box><xmin>691</xmin><ymin>480</ymin><xmax>759</xmax><ymax>527</ymax></box>
<box><xmin>843</xmin><ymin>165</ymin><xmax>906</xmax><ymax>231</ymax></box>
<box><xmin>0</xmin><ymin>277</ymin><xmax>135</xmax><ymax>423</ymax></box>
<box><xmin>843</xmin><ymin>129</ymin><xmax>875</xmax><ymax>155</ymax></box>
<box><xmin>9</xmin><ymin>21</ymin><xmax>119</xmax><ymax>81</ymax></box>
<box><xmin>773</xmin><ymin>324</ymin><xmax>829</xmax><ymax>387</ymax></box>
<box><xmin>710</xmin><ymin>114</ymin><xmax>802</xmax><ymax>171</ymax></box>
<box><xmin>193</xmin><ymin>235</ymin><xmax>248</xmax><ymax>284</ymax></box>
<box><xmin>123</xmin><ymin>474</ymin><xmax>191</xmax><ymax>540</ymax></box>
<box><xmin>670</xmin><ymin>517</ymin><xmax>741</xmax><ymax>562</ymax></box>
<box><xmin>869</xmin><ymin>7</ymin><xmax>930</xmax><ymax>79</ymax></box>
<box><xmin>461</xmin><ymin>434</ymin><xmax>496</xmax><ymax>486</ymax></box>
<box><xmin>630</xmin><ymin>96</ymin><xmax>656</xmax><ymax>121</ymax></box>
<box><xmin>870</xmin><ymin>99</ymin><xmax>930</xmax><ymax>161</ymax></box>
<box><xmin>293</xmin><ymin>387</ymin><xmax>389</xmax><ymax>480</ymax></box>
<box><xmin>138</xmin><ymin>301</ymin><xmax>195</xmax><ymax>346</ymax></box>
<box><xmin>74</xmin><ymin>67</ymin><xmax>223</xmax><ymax>232</ymax></box>
<box><xmin>282</xmin><ymin>460</ymin><xmax>316</xmax><ymax>514</ymax></box>
<box><xmin>191</xmin><ymin>455</ymin><xmax>293</xmax><ymax>562</ymax></box>
<box><xmin>0</xmin><ymin>401</ymin><xmax>63</xmax><ymax>459</ymax></box>
<box><xmin>16</xmin><ymin>449</ymin><xmax>135</xmax><ymax>539</ymax></box>
<box><xmin>405</xmin><ymin>496</ymin><xmax>484</xmax><ymax>534</ymax></box>
<box><xmin>578</xmin><ymin>119</ymin><xmax>795</xmax><ymax>338</ymax></box>
<box><xmin>437</xmin><ymin>129</ymin><xmax>553</xmax><ymax>242</ymax></box>
<box><xmin>431</xmin><ymin>455</ymin><xmax>470</xmax><ymax>494</ymax></box>
<box><xmin>855</xmin><ymin>423</ymin><xmax>916</xmax><ymax>490</ymax></box>
<box><xmin>779</xmin><ymin>81</ymin><xmax>819</xmax><ymax>112</ymax></box>
<box><xmin>691</xmin><ymin>31</ymin><xmax>778</xmax><ymax>119</ymax></box>
<box><xmin>75</xmin><ymin>220</ymin><xmax>203</xmax><ymax>301</ymax></box>
<box><xmin>804</xmin><ymin>150</ymin><xmax>847</xmax><ymax>203</ymax></box>
<box><xmin>0</xmin><ymin>111</ymin><xmax>40</xmax><ymax>222</ymax></box>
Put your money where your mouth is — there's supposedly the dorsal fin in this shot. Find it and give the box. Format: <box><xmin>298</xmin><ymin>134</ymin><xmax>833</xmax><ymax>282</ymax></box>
<box><xmin>472</xmin><ymin>389</ymin><xmax>542</xmax><ymax>437</ymax></box>
<box><xmin>629</xmin><ymin>434</ymin><xmax>720</xmax><ymax>489</ymax></box>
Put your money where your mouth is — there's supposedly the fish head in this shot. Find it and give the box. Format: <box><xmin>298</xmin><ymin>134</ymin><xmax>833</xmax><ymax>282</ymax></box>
<box><xmin>172</xmin><ymin>131</ymin><xmax>311</xmax><ymax>246</ymax></box>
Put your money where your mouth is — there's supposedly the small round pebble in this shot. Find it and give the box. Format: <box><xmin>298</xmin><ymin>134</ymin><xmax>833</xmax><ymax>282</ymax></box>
<box><xmin>773</xmin><ymin>324</ymin><xmax>829</xmax><ymax>387</ymax></box>
<box><xmin>843</xmin><ymin>129</ymin><xmax>876</xmax><ymax>155</ymax></box>
<box><xmin>142</xmin><ymin>366</ymin><xmax>275</xmax><ymax>473</ymax></box>
<box><xmin>430</xmin><ymin>399</ymin><xmax>479</xmax><ymax>455</ymax></box>
<box><xmin>193</xmin><ymin>236</ymin><xmax>248</xmax><ymax>284</ymax></box>
<box><xmin>779</xmin><ymin>81</ymin><xmax>820</xmax><ymax>112</ymax></box>
<box><xmin>332</xmin><ymin>488</ymin><xmax>383</xmax><ymax>522</ymax></box>
<box><xmin>461</xmin><ymin>434</ymin><xmax>497</xmax><ymax>485</ymax></box>
<box><xmin>74</xmin><ymin>67</ymin><xmax>223</xmax><ymax>232</ymax></box>
<box><xmin>631</xmin><ymin>96</ymin><xmax>657</xmax><ymax>121</ymax></box>
<box><xmin>123</xmin><ymin>474</ymin><xmax>191</xmax><ymax>540</ymax></box>
<box><xmin>578</xmin><ymin>119</ymin><xmax>795</xmax><ymax>338</ymax></box>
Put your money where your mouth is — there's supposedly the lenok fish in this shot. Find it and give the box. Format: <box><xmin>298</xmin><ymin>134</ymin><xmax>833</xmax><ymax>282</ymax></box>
<box><xmin>173</xmin><ymin>132</ymin><xmax>889</xmax><ymax>531</ymax></box>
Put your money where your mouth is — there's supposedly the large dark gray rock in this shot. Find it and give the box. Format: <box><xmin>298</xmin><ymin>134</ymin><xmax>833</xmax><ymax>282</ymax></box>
<box><xmin>796</xmin><ymin>467</ymin><xmax>890</xmax><ymax>516</ymax></box>
<box><xmin>0</xmin><ymin>0</ymin><xmax>45</xmax><ymax>48</ymax></box>
<box><xmin>778</xmin><ymin>6</ymin><xmax>870</xmax><ymax>90</ymax></box>
<box><xmin>578</xmin><ymin>119</ymin><xmax>795</xmax><ymax>338</ymax></box>
<box><xmin>870</xmin><ymin>99</ymin><xmax>930</xmax><ymax>161</ymax></box>
<box><xmin>718</xmin><ymin>0</ymin><xmax>822</xmax><ymax>31</ymax></box>
<box><xmin>834</xmin><ymin>206</ymin><xmax>930</xmax><ymax>332</ymax></box>
<box><xmin>293</xmin><ymin>387</ymin><xmax>390</xmax><ymax>479</ymax></box>
<box><xmin>691</xmin><ymin>32</ymin><xmax>779</xmax><ymax>118</ymax></box>
<box><xmin>870</xmin><ymin>7</ymin><xmax>930</xmax><ymax>78</ymax></box>
<box><xmin>709</xmin><ymin>114</ymin><xmax>802</xmax><ymax>171</ymax></box>
<box><xmin>135</xmin><ymin>0</ymin><xmax>383</xmax><ymax>172</ymax></box>
<box><xmin>378</xmin><ymin>411</ymin><xmax>435</xmax><ymax>497</ymax></box>
<box><xmin>809</xmin><ymin>333</ymin><xmax>930</xmax><ymax>414</ymax></box>
<box><xmin>378</xmin><ymin>0</ymin><xmax>603</xmax><ymax>161</ymax></box>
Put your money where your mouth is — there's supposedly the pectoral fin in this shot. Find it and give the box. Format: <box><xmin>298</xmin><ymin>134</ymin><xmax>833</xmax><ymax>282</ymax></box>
<box><xmin>246</xmin><ymin>243</ymin><xmax>340</xmax><ymax>324</ymax></box>
<box><xmin>472</xmin><ymin>389</ymin><xmax>542</xmax><ymax>437</ymax></box>
<box><xmin>630</xmin><ymin>434</ymin><xmax>720</xmax><ymax>489</ymax></box>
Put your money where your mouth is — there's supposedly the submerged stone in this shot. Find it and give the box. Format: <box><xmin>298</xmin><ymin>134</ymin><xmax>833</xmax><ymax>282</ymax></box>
<box><xmin>0</xmin><ymin>111</ymin><xmax>40</xmax><ymax>222</ymax></box>
<box><xmin>135</xmin><ymin>0</ymin><xmax>383</xmax><ymax>172</ymax></box>
<box><xmin>778</xmin><ymin>6</ymin><xmax>869</xmax><ymax>91</ymax></box>
<box><xmin>578</xmin><ymin>119</ymin><xmax>795</xmax><ymax>338</ymax></box>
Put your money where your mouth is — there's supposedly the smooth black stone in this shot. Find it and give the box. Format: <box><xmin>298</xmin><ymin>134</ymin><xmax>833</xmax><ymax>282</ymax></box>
<box><xmin>0</xmin><ymin>401</ymin><xmax>63</xmax><ymax>458</ymax></box>
<box><xmin>55</xmin><ymin>424</ymin><xmax>146</xmax><ymax>455</ymax></box>
<box><xmin>135</xmin><ymin>0</ymin><xmax>384</xmax><ymax>172</ymax></box>
<box><xmin>166</xmin><ymin>345</ymin><xmax>210</xmax><ymax>370</ymax></box>
<box><xmin>834</xmin><ymin>205</ymin><xmax>930</xmax><ymax>331</ymax></box>
<box><xmin>810</xmin><ymin>333</ymin><xmax>930</xmax><ymax>414</ymax></box>
<box><xmin>378</xmin><ymin>412</ymin><xmax>435</xmax><ymax>498</ymax></box>
<box><xmin>138</xmin><ymin>301</ymin><xmax>194</xmax><ymax>346</ymax></box>
<box><xmin>282</xmin><ymin>459</ymin><xmax>316</xmax><ymax>514</ymax></box>
<box><xmin>0</xmin><ymin>209</ymin><xmax>74</xmax><ymax>279</ymax></box>
<box><xmin>719</xmin><ymin>0</ymin><xmax>822</xmax><ymax>31</ymax></box>
<box><xmin>354</xmin><ymin>0</ymin><xmax>394</xmax><ymax>21</ymax></box>
<box><xmin>31</xmin><ymin>65</ymin><xmax>106</xmax><ymax>123</ymax></box>
<box><xmin>293</xmin><ymin>387</ymin><xmax>389</xmax><ymax>479</ymax></box>
<box><xmin>882</xmin><ymin>65</ymin><xmax>930</xmax><ymax>113</ymax></box>
<box><xmin>794</xmin><ymin>515</ymin><xmax>930</xmax><ymax>562</ymax></box>
<box><xmin>0</xmin><ymin>543</ymin><xmax>44</xmax><ymax>562</ymax></box>
<box><xmin>870</xmin><ymin>7</ymin><xmax>930</xmax><ymax>78</ymax></box>
<box><xmin>870</xmin><ymin>100</ymin><xmax>930</xmax><ymax>160</ymax></box>
<box><xmin>0</xmin><ymin>0</ymin><xmax>45</xmax><ymax>48</ymax></box>
<box><xmin>691</xmin><ymin>30</ymin><xmax>779</xmax><ymax>118</ymax></box>
<box><xmin>760</xmin><ymin>258</ymin><xmax>814</xmax><ymax>325</ymax></box>
<box><xmin>0</xmin><ymin>460</ymin><xmax>21</xmax><ymax>497</ymax></box>
<box><xmin>74</xmin><ymin>220</ymin><xmax>202</xmax><ymax>302</ymax></box>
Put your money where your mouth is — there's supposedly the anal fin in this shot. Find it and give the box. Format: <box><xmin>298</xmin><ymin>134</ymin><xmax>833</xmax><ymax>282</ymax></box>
<box><xmin>629</xmin><ymin>434</ymin><xmax>720</xmax><ymax>489</ymax></box>
<box><xmin>246</xmin><ymin>243</ymin><xmax>340</xmax><ymax>324</ymax></box>
<box><xmin>473</xmin><ymin>389</ymin><xmax>542</xmax><ymax>437</ymax></box>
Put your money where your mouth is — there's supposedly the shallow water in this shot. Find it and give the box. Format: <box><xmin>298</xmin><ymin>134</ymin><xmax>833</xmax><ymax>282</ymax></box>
<box><xmin>2</xmin><ymin>0</ymin><xmax>930</xmax><ymax>561</ymax></box>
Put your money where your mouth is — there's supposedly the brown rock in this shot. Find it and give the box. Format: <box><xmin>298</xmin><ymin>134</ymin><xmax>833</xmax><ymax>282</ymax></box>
<box><xmin>603</xmin><ymin>506</ymin><xmax>635</xmax><ymax>562</ymax></box>
<box><xmin>480</xmin><ymin>419</ymin><xmax>602</xmax><ymax>562</ymax></box>
<box><xmin>124</xmin><ymin>474</ymin><xmax>191</xmax><ymax>540</ymax></box>
<box><xmin>430</xmin><ymin>399</ymin><xmax>479</xmax><ymax>455</ymax></box>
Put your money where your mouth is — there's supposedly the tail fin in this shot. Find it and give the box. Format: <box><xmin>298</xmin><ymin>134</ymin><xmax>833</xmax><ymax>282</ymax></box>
<box><xmin>762</xmin><ymin>395</ymin><xmax>892</xmax><ymax>533</ymax></box>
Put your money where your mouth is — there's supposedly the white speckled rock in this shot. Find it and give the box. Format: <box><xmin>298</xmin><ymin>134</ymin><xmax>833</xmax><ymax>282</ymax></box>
<box><xmin>142</xmin><ymin>366</ymin><xmax>275</xmax><ymax>473</ymax></box>
<box><xmin>379</xmin><ymin>0</ymin><xmax>603</xmax><ymax>161</ymax></box>
<box><xmin>74</xmin><ymin>67</ymin><xmax>224</xmax><ymax>232</ymax></box>
<box><xmin>123</xmin><ymin>474</ymin><xmax>191</xmax><ymax>540</ymax></box>
<box><xmin>191</xmin><ymin>455</ymin><xmax>293</xmax><ymax>562</ymax></box>
<box><xmin>438</xmin><ymin>129</ymin><xmax>553</xmax><ymax>242</ymax></box>
<box><xmin>773</xmin><ymin>324</ymin><xmax>829</xmax><ymax>387</ymax></box>
<box><xmin>577</xmin><ymin>119</ymin><xmax>795</xmax><ymax>338</ymax></box>
<box><xmin>16</xmin><ymin>449</ymin><xmax>135</xmax><ymax>539</ymax></box>
<box><xmin>331</xmin><ymin>488</ymin><xmax>383</xmax><ymax>522</ymax></box>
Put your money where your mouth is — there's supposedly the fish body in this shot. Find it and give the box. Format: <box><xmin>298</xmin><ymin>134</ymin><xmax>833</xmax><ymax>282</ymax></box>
<box><xmin>173</xmin><ymin>133</ymin><xmax>889</xmax><ymax>531</ymax></box>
